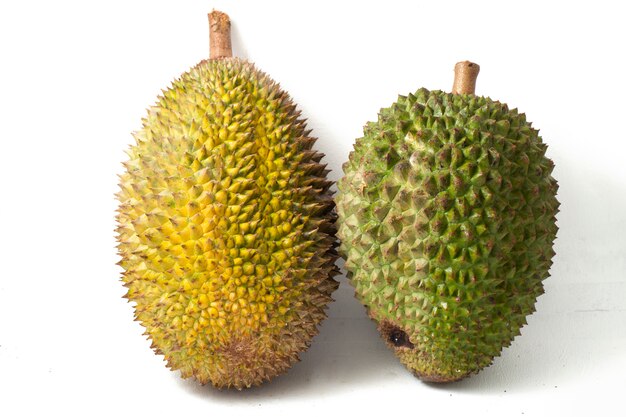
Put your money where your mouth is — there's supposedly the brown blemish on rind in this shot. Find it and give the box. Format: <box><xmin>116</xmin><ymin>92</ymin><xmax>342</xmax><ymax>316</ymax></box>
<box><xmin>217</xmin><ymin>336</ymin><xmax>256</xmax><ymax>365</ymax></box>
<box><xmin>378</xmin><ymin>321</ymin><xmax>414</xmax><ymax>349</ymax></box>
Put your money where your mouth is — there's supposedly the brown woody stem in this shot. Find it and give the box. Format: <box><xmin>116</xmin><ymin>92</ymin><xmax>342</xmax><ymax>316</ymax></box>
<box><xmin>452</xmin><ymin>61</ymin><xmax>480</xmax><ymax>95</ymax></box>
<box><xmin>208</xmin><ymin>10</ymin><xmax>232</xmax><ymax>59</ymax></box>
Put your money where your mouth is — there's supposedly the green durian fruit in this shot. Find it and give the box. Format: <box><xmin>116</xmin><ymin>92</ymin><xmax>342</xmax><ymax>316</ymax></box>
<box><xmin>335</xmin><ymin>62</ymin><xmax>559</xmax><ymax>382</ymax></box>
<box><xmin>116</xmin><ymin>11</ymin><xmax>338</xmax><ymax>389</ymax></box>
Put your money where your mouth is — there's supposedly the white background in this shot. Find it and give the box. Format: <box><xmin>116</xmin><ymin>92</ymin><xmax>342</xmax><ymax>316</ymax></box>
<box><xmin>1</xmin><ymin>0</ymin><xmax>625</xmax><ymax>415</ymax></box>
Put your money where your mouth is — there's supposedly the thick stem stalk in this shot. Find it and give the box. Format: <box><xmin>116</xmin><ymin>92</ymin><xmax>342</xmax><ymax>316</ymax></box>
<box><xmin>452</xmin><ymin>61</ymin><xmax>480</xmax><ymax>95</ymax></box>
<box><xmin>208</xmin><ymin>10</ymin><xmax>232</xmax><ymax>59</ymax></box>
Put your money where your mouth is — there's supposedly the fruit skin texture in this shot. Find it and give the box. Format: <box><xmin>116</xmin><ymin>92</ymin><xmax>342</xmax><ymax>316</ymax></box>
<box><xmin>335</xmin><ymin>88</ymin><xmax>559</xmax><ymax>382</ymax></box>
<box><xmin>116</xmin><ymin>58</ymin><xmax>338</xmax><ymax>389</ymax></box>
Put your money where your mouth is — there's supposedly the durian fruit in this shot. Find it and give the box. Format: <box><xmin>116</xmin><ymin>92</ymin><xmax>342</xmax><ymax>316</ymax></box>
<box><xmin>335</xmin><ymin>62</ymin><xmax>559</xmax><ymax>382</ymax></box>
<box><xmin>116</xmin><ymin>11</ymin><xmax>338</xmax><ymax>389</ymax></box>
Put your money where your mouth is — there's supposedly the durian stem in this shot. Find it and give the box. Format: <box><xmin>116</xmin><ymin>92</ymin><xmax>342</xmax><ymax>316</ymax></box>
<box><xmin>208</xmin><ymin>10</ymin><xmax>232</xmax><ymax>59</ymax></box>
<box><xmin>452</xmin><ymin>61</ymin><xmax>480</xmax><ymax>95</ymax></box>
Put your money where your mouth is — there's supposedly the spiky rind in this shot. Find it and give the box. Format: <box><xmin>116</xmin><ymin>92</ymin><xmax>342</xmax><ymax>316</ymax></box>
<box><xmin>336</xmin><ymin>88</ymin><xmax>558</xmax><ymax>382</ymax></box>
<box><xmin>116</xmin><ymin>58</ymin><xmax>338</xmax><ymax>389</ymax></box>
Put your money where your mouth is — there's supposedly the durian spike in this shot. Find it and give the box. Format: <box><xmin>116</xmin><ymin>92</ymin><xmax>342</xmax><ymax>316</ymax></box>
<box><xmin>452</xmin><ymin>61</ymin><xmax>480</xmax><ymax>95</ymax></box>
<box><xmin>208</xmin><ymin>10</ymin><xmax>232</xmax><ymax>59</ymax></box>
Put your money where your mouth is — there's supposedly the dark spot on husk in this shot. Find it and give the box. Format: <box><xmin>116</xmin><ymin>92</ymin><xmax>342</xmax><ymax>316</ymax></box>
<box><xmin>379</xmin><ymin>321</ymin><xmax>414</xmax><ymax>349</ymax></box>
